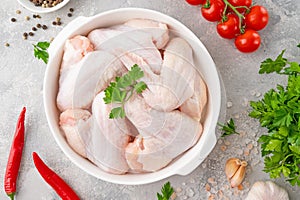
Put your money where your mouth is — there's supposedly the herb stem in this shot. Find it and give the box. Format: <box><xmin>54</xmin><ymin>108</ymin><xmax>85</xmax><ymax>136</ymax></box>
<box><xmin>222</xmin><ymin>0</ymin><xmax>245</xmax><ymax>33</ymax></box>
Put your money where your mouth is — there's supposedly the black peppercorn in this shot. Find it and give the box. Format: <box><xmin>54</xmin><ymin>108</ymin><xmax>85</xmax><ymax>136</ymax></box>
<box><xmin>11</xmin><ymin>18</ymin><xmax>16</xmax><ymax>22</ymax></box>
<box><xmin>29</xmin><ymin>32</ymin><xmax>34</xmax><ymax>36</ymax></box>
<box><xmin>67</xmin><ymin>13</ymin><xmax>72</xmax><ymax>17</ymax></box>
<box><xmin>42</xmin><ymin>25</ymin><xmax>48</xmax><ymax>30</ymax></box>
<box><xmin>69</xmin><ymin>8</ymin><xmax>74</xmax><ymax>12</ymax></box>
<box><xmin>32</xmin><ymin>27</ymin><xmax>37</xmax><ymax>31</ymax></box>
<box><xmin>36</xmin><ymin>23</ymin><xmax>41</xmax><ymax>28</ymax></box>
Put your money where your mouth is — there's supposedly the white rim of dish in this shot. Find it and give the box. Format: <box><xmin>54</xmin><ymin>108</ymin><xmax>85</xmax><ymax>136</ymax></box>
<box><xmin>17</xmin><ymin>0</ymin><xmax>70</xmax><ymax>13</ymax></box>
<box><xmin>44</xmin><ymin>7</ymin><xmax>221</xmax><ymax>185</ymax></box>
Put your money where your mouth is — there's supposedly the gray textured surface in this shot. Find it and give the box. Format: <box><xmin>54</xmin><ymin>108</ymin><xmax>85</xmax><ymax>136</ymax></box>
<box><xmin>0</xmin><ymin>0</ymin><xmax>300</xmax><ymax>199</ymax></box>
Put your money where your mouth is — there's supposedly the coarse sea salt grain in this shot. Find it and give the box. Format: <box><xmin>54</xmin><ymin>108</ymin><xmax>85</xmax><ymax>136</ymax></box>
<box><xmin>227</xmin><ymin>101</ymin><xmax>233</xmax><ymax>108</ymax></box>
<box><xmin>186</xmin><ymin>188</ymin><xmax>195</xmax><ymax>197</ymax></box>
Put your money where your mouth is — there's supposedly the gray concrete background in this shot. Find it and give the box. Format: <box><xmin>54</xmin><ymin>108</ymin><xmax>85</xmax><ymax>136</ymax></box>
<box><xmin>0</xmin><ymin>0</ymin><xmax>299</xmax><ymax>199</ymax></box>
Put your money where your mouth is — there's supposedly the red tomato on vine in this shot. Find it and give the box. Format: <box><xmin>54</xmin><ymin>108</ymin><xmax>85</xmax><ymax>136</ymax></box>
<box><xmin>235</xmin><ymin>29</ymin><xmax>261</xmax><ymax>53</ymax></box>
<box><xmin>217</xmin><ymin>13</ymin><xmax>240</xmax><ymax>39</ymax></box>
<box><xmin>201</xmin><ymin>0</ymin><xmax>225</xmax><ymax>22</ymax></box>
<box><xmin>186</xmin><ymin>0</ymin><xmax>206</xmax><ymax>5</ymax></box>
<box><xmin>245</xmin><ymin>5</ymin><xmax>269</xmax><ymax>31</ymax></box>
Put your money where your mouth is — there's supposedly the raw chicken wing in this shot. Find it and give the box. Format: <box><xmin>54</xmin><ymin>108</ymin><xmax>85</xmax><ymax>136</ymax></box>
<box><xmin>57</xmin><ymin>50</ymin><xmax>126</xmax><ymax>111</ymax></box>
<box><xmin>125</xmin><ymin>95</ymin><xmax>202</xmax><ymax>172</ymax></box>
<box><xmin>59</xmin><ymin>109</ymin><xmax>91</xmax><ymax>158</ymax></box>
<box><xmin>80</xmin><ymin>92</ymin><xmax>136</xmax><ymax>174</ymax></box>
<box><xmin>180</xmin><ymin>72</ymin><xmax>208</xmax><ymax>121</ymax></box>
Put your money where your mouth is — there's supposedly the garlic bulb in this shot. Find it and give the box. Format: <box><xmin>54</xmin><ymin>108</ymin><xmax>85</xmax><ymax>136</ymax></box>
<box><xmin>225</xmin><ymin>158</ymin><xmax>241</xmax><ymax>180</ymax></box>
<box><xmin>245</xmin><ymin>181</ymin><xmax>289</xmax><ymax>200</ymax></box>
<box><xmin>225</xmin><ymin>158</ymin><xmax>247</xmax><ymax>188</ymax></box>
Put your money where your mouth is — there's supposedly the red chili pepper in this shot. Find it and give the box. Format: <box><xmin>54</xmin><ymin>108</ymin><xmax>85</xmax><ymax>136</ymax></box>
<box><xmin>32</xmin><ymin>152</ymin><xmax>80</xmax><ymax>200</ymax></box>
<box><xmin>4</xmin><ymin>107</ymin><xmax>26</xmax><ymax>200</ymax></box>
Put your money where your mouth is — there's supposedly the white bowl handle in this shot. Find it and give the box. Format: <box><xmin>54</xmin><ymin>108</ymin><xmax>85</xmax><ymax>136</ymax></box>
<box><xmin>48</xmin><ymin>16</ymin><xmax>89</xmax><ymax>57</ymax></box>
<box><xmin>176</xmin><ymin>130</ymin><xmax>217</xmax><ymax>176</ymax></box>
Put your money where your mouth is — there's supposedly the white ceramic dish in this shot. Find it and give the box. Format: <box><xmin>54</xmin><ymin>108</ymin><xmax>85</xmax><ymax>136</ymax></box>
<box><xmin>44</xmin><ymin>8</ymin><xmax>221</xmax><ymax>185</ymax></box>
<box><xmin>17</xmin><ymin>0</ymin><xmax>70</xmax><ymax>13</ymax></box>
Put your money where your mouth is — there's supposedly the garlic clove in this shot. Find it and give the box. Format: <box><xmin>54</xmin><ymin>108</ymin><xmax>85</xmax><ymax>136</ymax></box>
<box><xmin>225</xmin><ymin>158</ymin><xmax>241</xmax><ymax>180</ymax></box>
<box><xmin>245</xmin><ymin>181</ymin><xmax>289</xmax><ymax>200</ymax></box>
<box><xmin>230</xmin><ymin>160</ymin><xmax>247</xmax><ymax>188</ymax></box>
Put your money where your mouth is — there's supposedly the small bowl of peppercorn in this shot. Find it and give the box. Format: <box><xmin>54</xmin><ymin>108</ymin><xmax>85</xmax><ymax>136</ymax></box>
<box><xmin>17</xmin><ymin>0</ymin><xmax>70</xmax><ymax>13</ymax></box>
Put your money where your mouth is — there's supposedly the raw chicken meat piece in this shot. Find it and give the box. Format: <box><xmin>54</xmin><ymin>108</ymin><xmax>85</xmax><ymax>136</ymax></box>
<box><xmin>89</xmin><ymin>28</ymin><xmax>163</xmax><ymax>74</ymax></box>
<box><xmin>88</xmin><ymin>19</ymin><xmax>169</xmax><ymax>50</ymax></box>
<box><xmin>59</xmin><ymin>93</ymin><xmax>138</xmax><ymax>174</ymax></box>
<box><xmin>60</xmin><ymin>35</ymin><xmax>94</xmax><ymax>71</ymax></box>
<box><xmin>57</xmin><ymin>50</ymin><xmax>127</xmax><ymax>111</ymax></box>
<box><xmin>119</xmin><ymin>37</ymin><xmax>195</xmax><ymax>112</ymax></box>
<box><xmin>142</xmin><ymin>37</ymin><xmax>195</xmax><ymax>111</ymax></box>
<box><xmin>180</xmin><ymin>72</ymin><xmax>208</xmax><ymax>121</ymax></box>
<box><xmin>124</xmin><ymin>19</ymin><xmax>169</xmax><ymax>49</ymax></box>
<box><xmin>88</xmin><ymin>19</ymin><xmax>169</xmax><ymax>74</ymax></box>
<box><xmin>59</xmin><ymin>109</ymin><xmax>91</xmax><ymax>158</ymax></box>
<box><xmin>80</xmin><ymin>92</ymin><xmax>137</xmax><ymax>174</ymax></box>
<box><xmin>125</xmin><ymin>94</ymin><xmax>202</xmax><ymax>172</ymax></box>
<box><xmin>86</xmin><ymin>28</ymin><xmax>122</xmax><ymax>50</ymax></box>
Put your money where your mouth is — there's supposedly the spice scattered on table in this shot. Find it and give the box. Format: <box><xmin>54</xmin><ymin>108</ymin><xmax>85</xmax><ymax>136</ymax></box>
<box><xmin>67</xmin><ymin>13</ymin><xmax>72</xmax><ymax>17</ymax></box>
<box><xmin>4</xmin><ymin>107</ymin><xmax>26</xmax><ymax>200</ymax></box>
<box><xmin>23</xmin><ymin>32</ymin><xmax>28</xmax><ymax>40</ymax></box>
<box><xmin>32</xmin><ymin>27</ymin><xmax>37</xmax><ymax>31</ymax></box>
<box><xmin>30</xmin><ymin>0</ymin><xmax>64</xmax><ymax>8</ymax></box>
<box><xmin>11</xmin><ymin>18</ymin><xmax>16</xmax><ymax>22</ymax></box>
<box><xmin>42</xmin><ymin>24</ymin><xmax>48</xmax><ymax>30</ymax></box>
<box><xmin>32</xmin><ymin>152</ymin><xmax>80</xmax><ymax>200</ymax></box>
<box><xmin>25</xmin><ymin>16</ymin><xmax>30</xmax><ymax>21</ymax></box>
<box><xmin>29</xmin><ymin>32</ymin><xmax>34</xmax><ymax>36</ymax></box>
<box><xmin>5</xmin><ymin>43</ymin><xmax>10</xmax><ymax>47</ymax></box>
<box><xmin>16</xmin><ymin>10</ymin><xmax>21</xmax><ymax>14</ymax></box>
<box><xmin>52</xmin><ymin>17</ymin><xmax>62</xmax><ymax>26</ymax></box>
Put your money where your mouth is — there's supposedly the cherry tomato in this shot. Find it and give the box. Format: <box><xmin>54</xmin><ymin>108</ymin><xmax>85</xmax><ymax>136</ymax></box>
<box><xmin>245</xmin><ymin>5</ymin><xmax>269</xmax><ymax>31</ymax></box>
<box><xmin>186</xmin><ymin>0</ymin><xmax>206</xmax><ymax>6</ymax></box>
<box><xmin>217</xmin><ymin>13</ymin><xmax>240</xmax><ymax>39</ymax></box>
<box><xmin>228</xmin><ymin>0</ymin><xmax>252</xmax><ymax>13</ymax></box>
<box><xmin>201</xmin><ymin>0</ymin><xmax>225</xmax><ymax>22</ymax></box>
<box><xmin>235</xmin><ymin>29</ymin><xmax>261</xmax><ymax>53</ymax></box>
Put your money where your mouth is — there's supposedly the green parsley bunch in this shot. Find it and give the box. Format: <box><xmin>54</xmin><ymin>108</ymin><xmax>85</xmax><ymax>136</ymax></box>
<box><xmin>249</xmin><ymin>44</ymin><xmax>300</xmax><ymax>186</ymax></box>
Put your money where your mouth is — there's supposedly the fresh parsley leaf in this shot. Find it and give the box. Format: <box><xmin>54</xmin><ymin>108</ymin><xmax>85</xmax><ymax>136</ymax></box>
<box><xmin>103</xmin><ymin>65</ymin><xmax>147</xmax><ymax>119</ymax></box>
<box><xmin>218</xmin><ymin>118</ymin><xmax>239</xmax><ymax>137</ymax></box>
<box><xmin>259</xmin><ymin>50</ymin><xmax>287</xmax><ymax>74</ymax></box>
<box><xmin>134</xmin><ymin>81</ymin><xmax>147</xmax><ymax>94</ymax></box>
<box><xmin>109</xmin><ymin>107</ymin><xmax>125</xmax><ymax>119</ymax></box>
<box><xmin>37</xmin><ymin>41</ymin><xmax>50</xmax><ymax>50</ymax></box>
<box><xmin>250</xmin><ymin>44</ymin><xmax>300</xmax><ymax>186</ymax></box>
<box><xmin>103</xmin><ymin>82</ymin><xmax>116</xmax><ymax>104</ymax></box>
<box><xmin>157</xmin><ymin>182</ymin><xmax>174</xmax><ymax>200</ymax></box>
<box><xmin>128</xmin><ymin>64</ymin><xmax>144</xmax><ymax>80</ymax></box>
<box><xmin>33</xmin><ymin>41</ymin><xmax>50</xmax><ymax>64</ymax></box>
